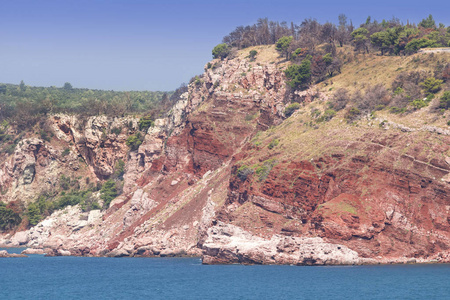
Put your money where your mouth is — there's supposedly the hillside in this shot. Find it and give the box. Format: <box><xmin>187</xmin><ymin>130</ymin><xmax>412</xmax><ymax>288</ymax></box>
<box><xmin>0</xmin><ymin>37</ymin><xmax>450</xmax><ymax>264</ymax></box>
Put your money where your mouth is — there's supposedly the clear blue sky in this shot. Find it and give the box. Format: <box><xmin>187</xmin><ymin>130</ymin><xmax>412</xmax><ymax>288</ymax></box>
<box><xmin>1</xmin><ymin>0</ymin><xmax>449</xmax><ymax>91</ymax></box>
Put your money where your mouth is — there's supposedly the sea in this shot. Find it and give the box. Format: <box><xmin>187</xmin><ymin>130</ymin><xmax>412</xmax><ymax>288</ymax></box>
<box><xmin>1</xmin><ymin>247</ymin><xmax>449</xmax><ymax>300</ymax></box>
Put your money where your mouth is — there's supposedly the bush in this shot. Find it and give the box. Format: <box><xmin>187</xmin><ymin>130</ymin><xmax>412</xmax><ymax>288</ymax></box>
<box><xmin>284</xmin><ymin>59</ymin><xmax>311</xmax><ymax>91</ymax></box>
<box><xmin>126</xmin><ymin>132</ymin><xmax>144</xmax><ymax>151</ymax></box>
<box><xmin>440</xmin><ymin>91</ymin><xmax>450</xmax><ymax>109</ymax></box>
<box><xmin>248</xmin><ymin>50</ymin><xmax>257</xmax><ymax>60</ymax></box>
<box><xmin>255</xmin><ymin>159</ymin><xmax>276</xmax><ymax>182</ymax></box>
<box><xmin>138</xmin><ymin>115</ymin><xmax>154</xmax><ymax>132</ymax></box>
<box><xmin>268</xmin><ymin>139</ymin><xmax>279</xmax><ymax>149</ymax></box>
<box><xmin>62</xmin><ymin>148</ymin><xmax>70</xmax><ymax>156</ymax></box>
<box><xmin>411</xmin><ymin>99</ymin><xmax>428</xmax><ymax>109</ymax></box>
<box><xmin>357</xmin><ymin>84</ymin><xmax>391</xmax><ymax>112</ymax></box>
<box><xmin>317</xmin><ymin>109</ymin><xmax>336</xmax><ymax>122</ymax></box>
<box><xmin>114</xmin><ymin>159</ymin><xmax>125</xmax><ymax>179</ymax></box>
<box><xmin>212</xmin><ymin>43</ymin><xmax>230</xmax><ymax>60</ymax></box>
<box><xmin>236</xmin><ymin>165</ymin><xmax>253</xmax><ymax>181</ymax></box>
<box><xmin>100</xmin><ymin>180</ymin><xmax>118</xmax><ymax>208</ymax></box>
<box><xmin>0</xmin><ymin>203</ymin><xmax>22</xmax><ymax>231</ymax></box>
<box><xmin>331</xmin><ymin>88</ymin><xmax>350</xmax><ymax>111</ymax></box>
<box><xmin>345</xmin><ymin>107</ymin><xmax>361</xmax><ymax>121</ymax></box>
<box><xmin>26</xmin><ymin>202</ymin><xmax>42</xmax><ymax>226</ymax></box>
<box><xmin>420</xmin><ymin>77</ymin><xmax>443</xmax><ymax>94</ymax></box>
<box><xmin>111</xmin><ymin>127</ymin><xmax>122</xmax><ymax>135</ymax></box>
<box><xmin>284</xmin><ymin>103</ymin><xmax>300</xmax><ymax>117</ymax></box>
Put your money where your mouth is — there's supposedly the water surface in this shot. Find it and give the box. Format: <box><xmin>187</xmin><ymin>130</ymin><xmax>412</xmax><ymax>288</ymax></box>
<box><xmin>1</xmin><ymin>248</ymin><xmax>449</xmax><ymax>299</ymax></box>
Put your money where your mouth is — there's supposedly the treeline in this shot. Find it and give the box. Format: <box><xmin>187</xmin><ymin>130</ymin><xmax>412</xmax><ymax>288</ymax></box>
<box><xmin>222</xmin><ymin>15</ymin><xmax>450</xmax><ymax>56</ymax></box>
<box><xmin>0</xmin><ymin>81</ymin><xmax>178</xmax><ymax>129</ymax></box>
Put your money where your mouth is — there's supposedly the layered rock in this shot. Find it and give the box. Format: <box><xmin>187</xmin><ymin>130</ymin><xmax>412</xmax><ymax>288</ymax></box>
<box><xmin>1</xmin><ymin>46</ymin><xmax>449</xmax><ymax>265</ymax></box>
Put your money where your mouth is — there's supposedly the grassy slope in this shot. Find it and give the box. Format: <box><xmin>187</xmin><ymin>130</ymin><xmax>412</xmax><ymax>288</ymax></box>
<box><xmin>234</xmin><ymin>46</ymin><xmax>450</xmax><ymax>175</ymax></box>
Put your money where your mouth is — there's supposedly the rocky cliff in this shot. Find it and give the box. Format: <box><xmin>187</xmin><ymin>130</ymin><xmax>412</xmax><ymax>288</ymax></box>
<box><xmin>1</xmin><ymin>45</ymin><xmax>449</xmax><ymax>265</ymax></box>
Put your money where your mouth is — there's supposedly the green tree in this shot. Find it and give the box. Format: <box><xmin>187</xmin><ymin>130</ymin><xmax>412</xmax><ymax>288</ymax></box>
<box><xmin>26</xmin><ymin>202</ymin><xmax>42</xmax><ymax>226</ymax></box>
<box><xmin>0</xmin><ymin>203</ymin><xmax>22</xmax><ymax>231</ymax></box>
<box><xmin>420</xmin><ymin>77</ymin><xmax>443</xmax><ymax>94</ymax></box>
<box><xmin>440</xmin><ymin>91</ymin><xmax>450</xmax><ymax>109</ymax></box>
<box><xmin>126</xmin><ymin>132</ymin><xmax>143</xmax><ymax>151</ymax></box>
<box><xmin>351</xmin><ymin>28</ymin><xmax>370</xmax><ymax>53</ymax></box>
<box><xmin>212</xmin><ymin>43</ymin><xmax>230</xmax><ymax>60</ymax></box>
<box><xmin>248</xmin><ymin>50</ymin><xmax>258</xmax><ymax>61</ymax></box>
<box><xmin>284</xmin><ymin>58</ymin><xmax>311</xmax><ymax>90</ymax></box>
<box><xmin>19</xmin><ymin>80</ymin><xmax>26</xmax><ymax>92</ymax></box>
<box><xmin>138</xmin><ymin>115</ymin><xmax>154</xmax><ymax>131</ymax></box>
<box><xmin>63</xmin><ymin>82</ymin><xmax>73</xmax><ymax>90</ymax></box>
<box><xmin>275</xmin><ymin>36</ymin><xmax>293</xmax><ymax>59</ymax></box>
<box><xmin>100</xmin><ymin>180</ymin><xmax>118</xmax><ymax>208</ymax></box>
<box><xmin>405</xmin><ymin>38</ymin><xmax>440</xmax><ymax>54</ymax></box>
<box><xmin>418</xmin><ymin>14</ymin><xmax>436</xmax><ymax>29</ymax></box>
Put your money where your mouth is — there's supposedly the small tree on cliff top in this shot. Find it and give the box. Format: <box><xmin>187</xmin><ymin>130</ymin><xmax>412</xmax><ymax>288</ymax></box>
<box><xmin>212</xmin><ymin>43</ymin><xmax>230</xmax><ymax>60</ymax></box>
<box><xmin>275</xmin><ymin>36</ymin><xmax>293</xmax><ymax>59</ymax></box>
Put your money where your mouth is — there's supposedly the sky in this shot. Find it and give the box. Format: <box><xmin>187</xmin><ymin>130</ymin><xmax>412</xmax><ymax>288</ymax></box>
<box><xmin>1</xmin><ymin>0</ymin><xmax>449</xmax><ymax>91</ymax></box>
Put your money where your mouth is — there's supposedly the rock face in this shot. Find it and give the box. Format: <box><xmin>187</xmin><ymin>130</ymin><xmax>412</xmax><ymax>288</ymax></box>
<box><xmin>0</xmin><ymin>250</ymin><xmax>27</xmax><ymax>258</ymax></box>
<box><xmin>202</xmin><ymin>222</ymin><xmax>365</xmax><ymax>265</ymax></box>
<box><xmin>0</xmin><ymin>46</ymin><xmax>449</xmax><ymax>265</ymax></box>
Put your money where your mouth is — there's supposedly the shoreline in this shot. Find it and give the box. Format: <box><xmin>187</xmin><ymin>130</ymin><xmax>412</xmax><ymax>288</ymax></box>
<box><xmin>1</xmin><ymin>246</ymin><xmax>449</xmax><ymax>266</ymax></box>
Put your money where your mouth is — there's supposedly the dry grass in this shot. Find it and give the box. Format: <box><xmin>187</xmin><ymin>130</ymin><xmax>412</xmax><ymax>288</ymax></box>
<box><xmin>236</xmin><ymin>45</ymin><xmax>289</xmax><ymax>67</ymax></box>
<box><xmin>321</xmin><ymin>51</ymin><xmax>450</xmax><ymax>95</ymax></box>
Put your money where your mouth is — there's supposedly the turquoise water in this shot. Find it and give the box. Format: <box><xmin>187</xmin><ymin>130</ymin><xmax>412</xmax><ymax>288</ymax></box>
<box><xmin>1</xmin><ymin>248</ymin><xmax>449</xmax><ymax>299</ymax></box>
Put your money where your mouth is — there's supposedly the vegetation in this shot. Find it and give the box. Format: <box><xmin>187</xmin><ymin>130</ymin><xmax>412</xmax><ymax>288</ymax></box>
<box><xmin>255</xmin><ymin>159</ymin><xmax>276</xmax><ymax>182</ymax></box>
<box><xmin>0</xmin><ymin>203</ymin><xmax>22</xmax><ymax>231</ymax></box>
<box><xmin>440</xmin><ymin>91</ymin><xmax>450</xmax><ymax>109</ymax></box>
<box><xmin>248</xmin><ymin>50</ymin><xmax>258</xmax><ymax>61</ymax></box>
<box><xmin>100</xmin><ymin>180</ymin><xmax>118</xmax><ymax>208</ymax></box>
<box><xmin>236</xmin><ymin>165</ymin><xmax>253</xmax><ymax>181</ymax></box>
<box><xmin>420</xmin><ymin>77</ymin><xmax>443</xmax><ymax>94</ymax></box>
<box><xmin>126</xmin><ymin>132</ymin><xmax>144</xmax><ymax>151</ymax></box>
<box><xmin>0</xmin><ymin>82</ymin><xmax>173</xmax><ymax>130</ymax></box>
<box><xmin>268</xmin><ymin>139</ymin><xmax>279</xmax><ymax>149</ymax></box>
<box><xmin>221</xmin><ymin>15</ymin><xmax>450</xmax><ymax>58</ymax></box>
<box><xmin>284</xmin><ymin>59</ymin><xmax>311</xmax><ymax>90</ymax></box>
<box><xmin>276</xmin><ymin>36</ymin><xmax>293</xmax><ymax>59</ymax></box>
<box><xmin>284</xmin><ymin>103</ymin><xmax>300</xmax><ymax>117</ymax></box>
<box><xmin>138</xmin><ymin>115</ymin><xmax>154</xmax><ymax>132</ymax></box>
<box><xmin>212</xmin><ymin>43</ymin><xmax>231</xmax><ymax>60</ymax></box>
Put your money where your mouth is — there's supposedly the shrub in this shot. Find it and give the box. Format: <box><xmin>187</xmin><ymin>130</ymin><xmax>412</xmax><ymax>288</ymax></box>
<box><xmin>26</xmin><ymin>202</ymin><xmax>42</xmax><ymax>226</ymax></box>
<box><xmin>440</xmin><ymin>91</ymin><xmax>450</xmax><ymax>109</ymax></box>
<box><xmin>111</xmin><ymin>127</ymin><xmax>122</xmax><ymax>135</ymax></box>
<box><xmin>126</xmin><ymin>132</ymin><xmax>143</xmax><ymax>151</ymax></box>
<box><xmin>100</xmin><ymin>180</ymin><xmax>118</xmax><ymax>208</ymax></box>
<box><xmin>236</xmin><ymin>165</ymin><xmax>253</xmax><ymax>181</ymax></box>
<box><xmin>357</xmin><ymin>84</ymin><xmax>391</xmax><ymax>112</ymax></box>
<box><xmin>411</xmin><ymin>99</ymin><xmax>428</xmax><ymax>109</ymax></box>
<box><xmin>268</xmin><ymin>139</ymin><xmax>279</xmax><ymax>149</ymax></box>
<box><xmin>212</xmin><ymin>43</ymin><xmax>230</xmax><ymax>60</ymax></box>
<box><xmin>331</xmin><ymin>88</ymin><xmax>350</xmax><ymax>111</ymax></box>
<box><xmin>59</xmin><ymin>174</ymin><xmax>79</xmax><ymax>191</ymax></box>
<box><xmin>248</xmin><ymin>50</ymin><xmax>257</xmax><ymax>60</ymax></box>
<box><xmin>284</xmin><ymin>103</ymin><xmax>300</xmax><ymax>117</ymax></box>
<box><xmin>420</xmin><ymin>77</ymin><xmax>443</xmax><ymax>94</ymax></box>
<box><xmin>114</xmin><ymin>159</ymin><xmax>125</xmax><ymax>179</ymax></box>
<box><xmin>61</xmin><ymin>148</ymin><xmax>70</xmax><ymax>156</ymax></box>
<box><xmin>255</xmin><ymin>159</ymin><xmax>276</xmax><ymax>182</ymax></box>
<box><xmin>0</xmin><ymin>203</ymin><xmax>22</xmax><ymax>231</ymax></box>
<box><xmin>138</xmin><ymin>115</ymin><xmax>154</xmax><ymax>132</ymax></box>
<box><xmin>345</xmin><ymin>107</ymin><xmax>361</xmax><ymax>121</ymax></box>
<box><xmin>284</xmin><ymin>59</ymin><xmax>311</xmax><ymax>91</ymax></box>
<box><xmin>317</xmin><ymin>109</ymin><xmax>336</xmax><ymax>122</ymax></box>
